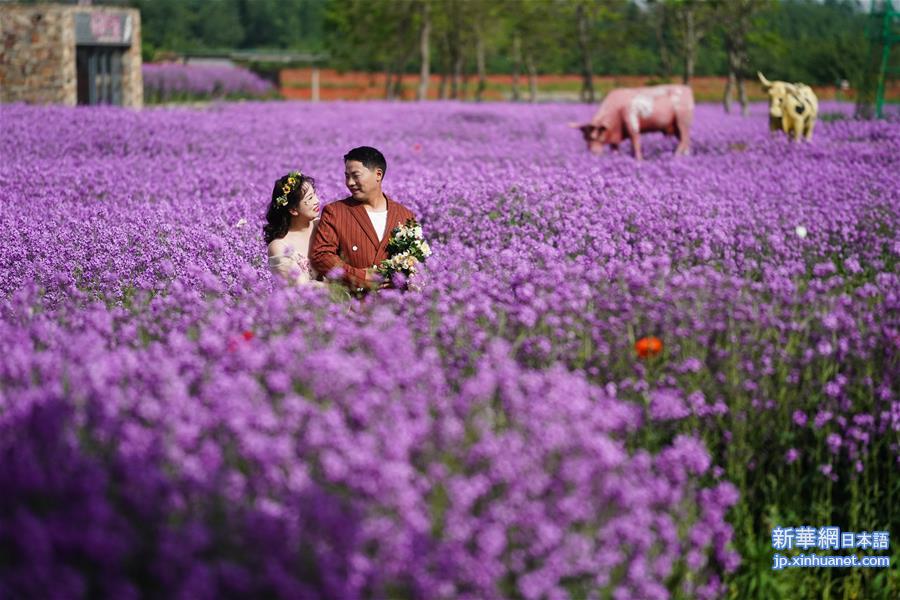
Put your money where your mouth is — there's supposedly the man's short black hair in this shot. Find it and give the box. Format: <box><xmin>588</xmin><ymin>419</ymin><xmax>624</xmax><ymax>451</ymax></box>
<box><xmin>344</xmin><ymin>146</ymin><xmax>387</xmax><ymax>177</ymax></box>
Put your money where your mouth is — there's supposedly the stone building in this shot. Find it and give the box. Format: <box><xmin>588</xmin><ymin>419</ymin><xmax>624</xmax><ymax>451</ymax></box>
<box><xmin>0</xmin><ymin>3</ymin><xmax>142</xmax><ymax>107</ymax></box>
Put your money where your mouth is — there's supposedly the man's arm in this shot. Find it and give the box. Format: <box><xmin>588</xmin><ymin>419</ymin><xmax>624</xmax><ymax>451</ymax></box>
<box><xmin>310</xmin><ymin>205</ymin><xmax>371</xmax><ymax>289</ymax></box>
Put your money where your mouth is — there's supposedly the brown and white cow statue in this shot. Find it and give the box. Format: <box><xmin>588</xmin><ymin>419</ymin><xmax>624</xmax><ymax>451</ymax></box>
<box><xmin>758</xmin><ymin>72</ymin><xmax>818</xmax><ymax>142</ymax></box>
<box><xmin>571</xmin><ymin>84</ymin><xmax>694</xmax><ymax>161</ymax></box>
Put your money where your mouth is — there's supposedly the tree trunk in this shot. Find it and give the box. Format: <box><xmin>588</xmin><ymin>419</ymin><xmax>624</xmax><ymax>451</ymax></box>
<box><xmin>448</xmin><ymin>1</ymin><xmax>463</xmax><ymax>100</ymax></box>
<box><xmin>438</xmin><ymin>34</ymin><xmax>449</xmax><ymax>99</ymax></box>
<box><xmin>733</xmin><ymin>43</ymin><xmax>749</xmax><ymax>117</ymax></box>
<box><xmin>576</xmin><ymin>3</ymin><xmax>594</xmax><ymax>103</ymax></box>
<box><xmin>417</xmin><ymin>1</ymin><xmax>430</xmax><ymax>101</ymax></box>
<box><xmin>737</xmin><ymin>75</ymin><xmax>748</xmax><ymax>116</ymax></box>
<box><xmin>310</xmin><ymin>67</ymin><xmax>319</xmax><ymax>102</ymax></box>
<box><xmin>654</xmin><ymin>4</ymin><xmax>672</xmax><ymax>78</ymax></box>
<box><xmin>475</xmin><ymin>24</ymin><xmax>487</xmax><ymax>102</ymax></box>
<box><xmin>723</xmin><ymin>69</ymin><xmax>735</xmax><ymax>114</ymax></box>
<box><xmin>511</xmin><ymin>34</ymin><xmax>521</xmax><ymax>102</ymax></box>
<box><xmin>725</xmin><ymin>1</ymin><xmax>764</xmax><ymax>116</ymax></box>
<box><xmin>723</xmin><ymin>43</ymin><xmax>738</xmax><ymax>113</ymax></box>
<box><xmin>526</xmin><ymin>53</ymin><xmax>538</xmax><ymax>103</ymax></box>
<box><xmin>452</xmin><ymin>51</ymin><xmax>463</xmax><ymax>99</ymax></box>
<box><xmin>393</xmin><ymin>71</ymin><xmax>404</xmax><ymax>99</ymax></box>
<box><xmin>682</xmin><ymin>8</ymin><xmax>695</xmax><ymax>85</ymax></box>
<box><xmin>384</xmin><ymin>62</ymin><xmax>394</xmax><ymax>100</ymax></box>
<box><xmin>393</xmin><ymin>42</ymin><xmax>417</xmax><ymax>100</ymax></box>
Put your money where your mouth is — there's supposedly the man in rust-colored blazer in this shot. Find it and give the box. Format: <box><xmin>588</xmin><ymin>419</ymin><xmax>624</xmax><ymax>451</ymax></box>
<box><xmin>311</xmin><ymin>146</ymin><xmax>416</xmax><ymax>291</ymax></box>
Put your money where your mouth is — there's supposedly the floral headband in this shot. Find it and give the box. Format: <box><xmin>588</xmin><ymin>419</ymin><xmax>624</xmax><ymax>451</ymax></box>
<box><xmin>274</xmin><ymin>171</ymin><xmax>302</xmax><ymax>208</ymax></box>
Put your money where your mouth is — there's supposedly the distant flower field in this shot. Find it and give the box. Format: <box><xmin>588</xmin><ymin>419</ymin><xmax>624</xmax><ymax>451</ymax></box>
<box><xmin>0</xmin><ymin>101</ymin><xmax>897</xmax><ymax>599</ymax></box>
<box><xmin>143</xmin><ymin>63</ymin><xmax>276</xmax><ymax>103</ymax></box>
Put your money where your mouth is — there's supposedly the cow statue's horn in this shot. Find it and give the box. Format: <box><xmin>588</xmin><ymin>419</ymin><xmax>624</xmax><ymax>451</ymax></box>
<box><xmin>758</xmin><ymin>71</ymin><xmax>772</xmax><ymax>88</ymax></box>
<box><xmin>568</xmin><ymin>122</ymin><xmax>584</xmax><ymax>129</ymax></box>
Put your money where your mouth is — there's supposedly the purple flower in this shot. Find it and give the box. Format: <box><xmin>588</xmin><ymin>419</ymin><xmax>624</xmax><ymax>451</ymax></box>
<box><xmin>814</xmin><ymin>411</ymin><xmax>833</xmax><ymax>429</ymax></box>
<box><xmin>826</xmin><ymin>433</ymin><xmax>843</xmax><ymax>454</ymax></box>
<box><xmin>821</xmin><ymin>312</ymin><xmax>839</xmax><ymax>330</ymax></box>
<box><xmin>813</xmin><ymin>262</ymin><xmax>837</xmax><ymax>278</ymax></box>
<box><xmin>649</xmin><ymin>388</ymin><xmax>689</xmax><ymax>421</ymax></box>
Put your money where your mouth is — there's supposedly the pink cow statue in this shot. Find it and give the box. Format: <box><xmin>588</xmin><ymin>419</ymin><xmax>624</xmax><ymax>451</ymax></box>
<box><xmin>571</xmin><ymin>84</ymin><xmax>694</xmax><ymax>160</ymax></box>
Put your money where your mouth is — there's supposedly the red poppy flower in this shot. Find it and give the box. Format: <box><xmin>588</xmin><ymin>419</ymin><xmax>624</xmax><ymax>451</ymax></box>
<box><xmin>242</xmin><ymin>330</ymin><xmax>255</xmax><ymax>341</ymax></box>
<box><xmin>635</xmin><ymin>336</ymin><xmax>663</xmax><ymax>358</ymax></box>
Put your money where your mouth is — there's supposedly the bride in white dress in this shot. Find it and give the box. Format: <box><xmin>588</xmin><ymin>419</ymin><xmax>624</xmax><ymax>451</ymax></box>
<box><xmin>264</xmin><ymin>170</ymin><xmax>321</xmax><ymax>285</ymax></box>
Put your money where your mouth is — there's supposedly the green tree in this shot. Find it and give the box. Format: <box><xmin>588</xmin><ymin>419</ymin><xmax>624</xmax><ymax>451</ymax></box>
<box><xmin>666</xmin><ymin>0</ymin><xmax>719</xmax><ymax>83</ymax></box>
<box><xmin>718</xmin><ymin>0</ymin><xmax>771</xmax><ymax>115</ymax></box>
<box><xmin>325</xmin><ymin>0</ymin><xmax>420</xmax><ymax>98</ymax></box>
<box><xmin>747</xmin><ymin>0</ymin><xmax>869</xmax><ymax>85</ymax></box>
<box><xmin>80</xmin><ymin>0</ymin><xmax>883</xmax><ymax>103</ymax></box>
<box><xmin>194</xmin><ymin>0</ymin><xmax>244</xmax><ymax>50</ymax></box>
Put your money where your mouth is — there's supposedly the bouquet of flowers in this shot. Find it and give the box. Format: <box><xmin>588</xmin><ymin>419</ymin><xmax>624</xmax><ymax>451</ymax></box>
<box><xmin>376</xmin><ymin>219</ymin><xmax>432</xmax><ymax>287</ymax></box>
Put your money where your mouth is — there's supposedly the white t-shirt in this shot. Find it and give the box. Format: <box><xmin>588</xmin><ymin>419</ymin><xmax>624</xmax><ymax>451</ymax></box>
<box><xmin>368</xmin><ymin>209</ymin><xmax>388</xmax><ymax>242</ymax></box>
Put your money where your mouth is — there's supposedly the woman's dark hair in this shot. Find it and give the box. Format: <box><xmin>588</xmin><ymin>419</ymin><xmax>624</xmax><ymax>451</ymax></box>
<box><xmin>263</xmin><ymin>173</ymin><xmax>316</xmax><ymax>244</ymax></box>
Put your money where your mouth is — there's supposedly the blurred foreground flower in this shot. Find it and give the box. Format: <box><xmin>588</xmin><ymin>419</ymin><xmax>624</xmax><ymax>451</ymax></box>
<box><xmin>635</xmin><ymin>336</ymin><xmax>663</xmax><ymax>358</ymax></box>
<box><xmin>226</xmin><ymin>330</ymin><xmax>255</xmax><ymax>352</ymax></box>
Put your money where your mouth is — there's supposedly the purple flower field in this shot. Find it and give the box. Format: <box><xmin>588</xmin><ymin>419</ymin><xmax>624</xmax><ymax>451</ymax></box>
<box><xmin>142</xmin><ymin>63</ymin><xmax>275</xmax><ymax>103</ymax></box>
<box><xmin>1</xmin><ymin>100</ymin><xmax>898</xmax><ymax>599</ymax></box>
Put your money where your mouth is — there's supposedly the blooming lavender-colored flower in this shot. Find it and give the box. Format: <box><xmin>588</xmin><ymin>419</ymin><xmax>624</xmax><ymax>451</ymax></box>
<box><xmin>826</xmin><ymin>433</ymin><xmax>843</xmax><ymax>454</ymax></box>
<box><xmin>817</xmin><ymin>340</ymin><xmax>834</xmax><ymax>356</ymax></box>
<box><xmin>650</xmin><ymin>388</ymin><xmax>690</xmax><ymax>421</ymax></box>
<box><xmin>785</xmin><ymin>448</ymin><xmax>800</xmax><ymax>464</ymax></box>
<box><xmin>814</xmin><ymin>411</ymin><xmax>834</xmax><ymax>429</ymax></box>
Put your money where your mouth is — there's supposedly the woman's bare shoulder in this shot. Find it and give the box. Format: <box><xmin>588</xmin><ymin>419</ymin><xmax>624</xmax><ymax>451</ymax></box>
<box><xmin>267</xmin><ymin>237</ymin><xmax>287</xmax><ymax>257</ymax></box>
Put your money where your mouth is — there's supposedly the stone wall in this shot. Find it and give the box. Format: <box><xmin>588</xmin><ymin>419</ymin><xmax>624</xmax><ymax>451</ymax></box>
<box><xmin>121</xmin><ymin>7</ymin><xmax>142</xmax><ymax>108</ymax></box>
<box><xmin>0</xmin><ymin>3</ymin><xmax>142</xmax><ymax>108</ymax></box>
